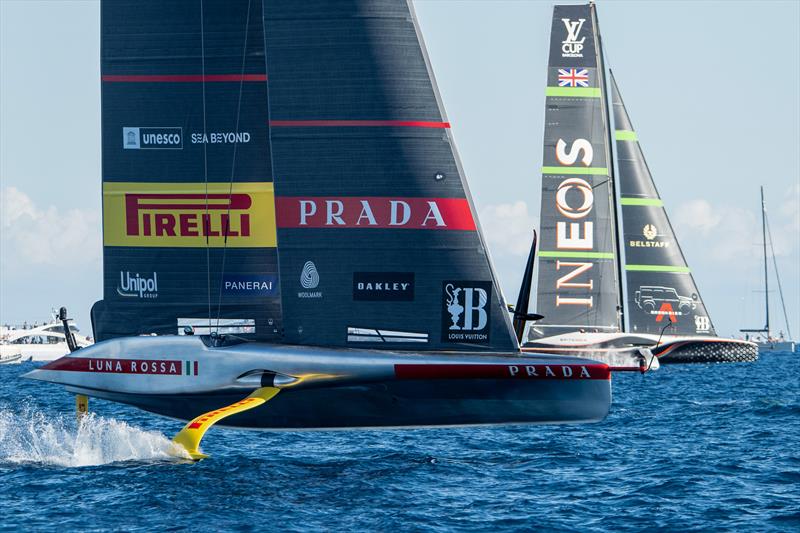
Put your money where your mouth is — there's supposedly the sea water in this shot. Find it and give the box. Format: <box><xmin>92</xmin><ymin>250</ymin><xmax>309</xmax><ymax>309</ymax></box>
<box><xmin>1</xmin><ymin>355</ymin><xmax>798</xmax><ymax>532</ymax></box>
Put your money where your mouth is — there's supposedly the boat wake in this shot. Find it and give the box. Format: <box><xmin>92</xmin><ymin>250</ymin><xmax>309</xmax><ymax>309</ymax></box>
<box><xmin>0</xmin><ymin>408</ymin><xmax>187</xmax><ymax>467</ymax></box>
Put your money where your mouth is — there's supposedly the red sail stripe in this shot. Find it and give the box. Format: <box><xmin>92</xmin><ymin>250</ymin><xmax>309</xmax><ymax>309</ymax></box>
<box><xmin>394</xmin><ymin>363</ymin><xmax>611</xmax><ymax>380</ymax></box>
<box><xmin>102</xmin><ymin>74</ymin><xmax>267</xmax><ymax>82</ymax></box>
<box><xmin>269</xmin><ymin>120</ymin><xmax>450</xmax><ymax>128</ymax></box>
<box><xmin>275</xmin><ymin>197</ymin><xmax>476</xmax><ymax>231</ymax></box>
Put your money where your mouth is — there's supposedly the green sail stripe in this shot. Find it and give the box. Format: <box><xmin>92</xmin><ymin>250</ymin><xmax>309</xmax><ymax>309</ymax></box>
<box><xmin>541</xmin><ymin>166</ymin><xmax>609</xmax><ymax>175</ymax></box>
<box><xmin>539</xmin><ymin>251</ymin><xmax>615</xmax><ymax>259</ymax></box>
<box><xmin>545</xmin><ymin>86</ymin><xmax>601</xmax><ymax>98</ymax></box>
<box><xmin>620</xmin><ymin>197</ymin><xmax>664</xmax><ymax>206</ymax></box>
<box><xmin>625</xmin><ymin>264</ymin><xmax>691</xmax><ymax>273</ymax></box>
<box><xmin>615</xmin><ymin>130</ymin><xmax>638</xmax><ymax>141</ymax></box>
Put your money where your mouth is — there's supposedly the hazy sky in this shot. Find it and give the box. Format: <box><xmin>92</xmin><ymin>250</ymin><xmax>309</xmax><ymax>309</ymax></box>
<box><xmin>1</xmin><ymin>0</ymin><xmax>798</xmax><ymax>338</ymax></box>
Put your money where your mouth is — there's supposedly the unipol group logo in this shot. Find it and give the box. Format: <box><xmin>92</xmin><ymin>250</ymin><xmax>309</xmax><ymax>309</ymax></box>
<box><xmin>102</xmin><ymin>182</ymin><xmax>277</xmax><ymax>248</ymax></box>
<box><xmin>561</xmin><ymin>18</ymin><xmax>586</xmax><ymax>58</ymax></box>
<box><xmin>298</xmin><ymin>261</ymin><xmax>321</xmax><ymax>299</ymax></box>
<box><xmin>122</xmin><ymin>127</ymin><xmax>183</xmax><ymax>150</ymax></box>
<box><xmin>441</xmin><ymin>281</ymin><xmax>491</xmax><ymax>344</ymax></box>
<box><xmin>117</xmin><ymin>271</ymin><xmax>158</xmax><ymax>299</ymax></box>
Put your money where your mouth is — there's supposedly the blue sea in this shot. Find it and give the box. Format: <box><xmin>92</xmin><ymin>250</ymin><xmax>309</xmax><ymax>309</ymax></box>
<box><xmin>1</xmin><ymin>355</ymin><xmax>798</xmax><ymax>532</ymax></box>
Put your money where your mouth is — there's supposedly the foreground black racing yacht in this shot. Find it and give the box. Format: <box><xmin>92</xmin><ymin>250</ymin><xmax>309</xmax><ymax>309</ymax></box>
<box><xmin>520</xmin><ymin>3</ymin><xmax>756</xmax><ymax>364</ymax></box>
<box><xmin>26</xmin><ymin>0</ymin><xmax>615</xmax><ymax>460</ymax></box>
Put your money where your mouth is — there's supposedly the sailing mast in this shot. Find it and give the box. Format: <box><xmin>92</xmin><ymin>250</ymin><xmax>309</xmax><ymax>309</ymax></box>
<box><xmin>591</xmin><ymin>2</ymin><xmax>624</xmax><ymax>329</ymax></box>
<box><xmin>741</xmin><ymin>186</ymin><xmax>773</xmax><ymax>339</ymax></box>
<box><xmin>760</xmin><ymin>186</ymin><xmax>770</xmax><ymax>337</ymax></box>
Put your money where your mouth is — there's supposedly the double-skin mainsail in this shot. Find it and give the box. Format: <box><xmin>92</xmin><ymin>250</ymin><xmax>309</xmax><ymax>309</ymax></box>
<box><xmin>94</xmin><ymin>0</ymin><xmax>282</xmax><ymax>341</ymax></box>
<box><xmin>532</xmin><ymin>3</ymin><xmax>622</xmax><ymax>338</ymax></box>
<box><xmin>93</xmin><ymin>0</ymin><xmax>518</xmax><ymax>353</ymax></box>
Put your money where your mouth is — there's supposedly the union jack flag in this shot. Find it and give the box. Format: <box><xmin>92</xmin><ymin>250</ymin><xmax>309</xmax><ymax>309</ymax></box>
<box><xmin>557</xmin><ymin>68</ymin><xmax>589</xmax><ymax>88</ymax></box>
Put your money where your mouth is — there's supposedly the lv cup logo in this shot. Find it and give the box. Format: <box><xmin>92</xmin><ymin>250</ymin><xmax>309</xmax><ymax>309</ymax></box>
<box><xmin>561</xmin><ymin>18</ymin><xmax>586</xmax><ymax>57</ymax></box>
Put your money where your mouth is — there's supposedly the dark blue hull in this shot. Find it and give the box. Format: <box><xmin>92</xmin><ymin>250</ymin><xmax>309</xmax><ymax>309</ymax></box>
<box><xmin>83</xmin><ymin>378</ymin><xmax>611</xmax><ymax>429</ymax></box>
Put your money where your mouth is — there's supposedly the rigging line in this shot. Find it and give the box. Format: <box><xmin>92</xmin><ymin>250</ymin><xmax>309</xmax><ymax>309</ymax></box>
<box><xmin>215</xmin><ymin>0</ymin><xmax>253</xmax><ymax>330</ymax></box>
<box><xmin>592</xmin><ymin>6</ymin><xmax>622</xmax><ymax>330</ymax></box>
<box><xmin>199</xmin><ymin>0</ymin><xmax>211</xmax><ymax>332</ymax></box>
<box><xmin>765</xmin><ymin>211</ymin><xmax>793</xmax><ymax>339</ymax></box>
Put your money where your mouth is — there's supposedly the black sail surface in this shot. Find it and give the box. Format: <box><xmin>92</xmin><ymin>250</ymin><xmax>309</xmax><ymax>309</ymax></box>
<box><xmin>262</xmin><ymin>0</ymin><xmax>517</xmax><ymax>351</ymax></box>
<box><xmin>94</xmin><ymin>0</ymin><xmax>281</xmax><ymax>340</ymax></box>
<box><xmin>611</xmin><ymin>72</ymin><xmax>716</xmax><ymax>336</ymax></box>
<box><xmin>531</xmin><ymin>4</ymin><xmax>622</xmax><ymax>338</ymax></box>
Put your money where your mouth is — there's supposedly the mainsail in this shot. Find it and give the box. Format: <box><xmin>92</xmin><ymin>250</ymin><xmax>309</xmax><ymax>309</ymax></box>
<box><xmin>262</xmin><ymin>0</ymin><xmax>517</xmax><ymax>351</ymax></box>
<box><xmin>93</xmin><ymin>0</ymin><xmax>282</xmax><ymax>340</ymax></box>
<box><xmin>610</xmin><ymin>72</ymin><xmax>716</xmax><ymax>336</ymax></box>
<box><xmin>532</xmin><ymin>4</ymin><xmax>622</xmax><ymax>337</ymax></box>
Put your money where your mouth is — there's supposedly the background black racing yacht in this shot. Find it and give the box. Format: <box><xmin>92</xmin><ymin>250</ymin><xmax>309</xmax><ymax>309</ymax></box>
<box><xmin>517</xmin><ymin>3</ymin><xmax>756</xmax><ymax>364</ymax></box>
<box><xmin>27</xmin><ymin>0</ymin><xmax>615</xmax><ymax>459</ymax></box>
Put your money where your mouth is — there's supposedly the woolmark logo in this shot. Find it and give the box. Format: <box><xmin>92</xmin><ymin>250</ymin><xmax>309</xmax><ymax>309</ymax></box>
<box><xmin>561</xmin><ymin>18</ymin><xmax>586</xmax><ymax>58</ymax></box>
<box><xmin>298</xmin><ymin>261</ymin><xmax>322</xmax><ymax>299</ymax></box>
<box><xmin>123</xmin><ymin>127</ymin><xmax>183</xmax><ymax>149</ymax></box>
<box><xmin>441</xmin><ymin>281</ymin><xmax>492</xmax><ymax>344</ymax></box>
<box><xmin>117</xmin><ymin>271</ymin><xmax>158</xmax><ymax>299</ymax></box>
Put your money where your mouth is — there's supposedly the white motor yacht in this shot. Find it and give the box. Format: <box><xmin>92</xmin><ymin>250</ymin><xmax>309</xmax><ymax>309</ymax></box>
<box><xmin>0</xmin><ymin>314</ymin><xmax>92</xmax><ymax>362</ymax></box>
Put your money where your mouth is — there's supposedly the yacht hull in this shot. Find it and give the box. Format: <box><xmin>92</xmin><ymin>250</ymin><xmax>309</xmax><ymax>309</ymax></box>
<box><xmin>80</xmin><ymin>379</ymin><xmax>609</xmax><ymax>429</ymax></box>
<box><xmin>24</xmin><ymin>335</ymin><xmax>612</xmax><ymax>428</ymax></box>
<box><xmin>756</xmin><ymin>341</ymin><xmax>796</xmax><ymax>354</ymax></box>
<box><xmin>0</xmin><ymin>349</ymin><xmax>22</xmax><ymax>364</ymax></box>
<box><xmin>651</xmin><ymin>337</ymin><xmax>758</xmax><ymax>363</ymax></box>
<box><xmin>524</xmin><ymin>332</ymin><xmax>757</xmax><ymax>364</ymax></box>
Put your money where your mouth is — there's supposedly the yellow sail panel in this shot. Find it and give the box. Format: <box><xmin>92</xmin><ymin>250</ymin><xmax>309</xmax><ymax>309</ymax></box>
<box><xmin>103</xmin><ymin>182</ymin><xmax>277</xmax><ymax>248</ymax></box>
